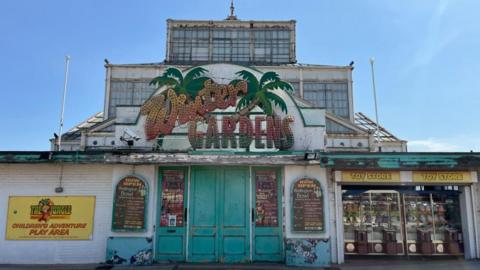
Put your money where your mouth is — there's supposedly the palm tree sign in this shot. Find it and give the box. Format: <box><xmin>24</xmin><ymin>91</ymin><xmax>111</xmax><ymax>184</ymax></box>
<box><xmin>231</xmin><ymin>70</ymin><xmax>293</xmax><ymax>116</ymax></box>
<box><xmin>149</xmin><ymin>67</ymin><xmax>210</xmax><ymax>100</ymax></box>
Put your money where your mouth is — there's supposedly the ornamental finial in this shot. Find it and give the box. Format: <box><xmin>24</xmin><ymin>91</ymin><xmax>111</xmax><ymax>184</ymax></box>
<box><xmin>226</xmin><ymin>0</ymin><xmax>238</xmax><ymax>20</ymax></box>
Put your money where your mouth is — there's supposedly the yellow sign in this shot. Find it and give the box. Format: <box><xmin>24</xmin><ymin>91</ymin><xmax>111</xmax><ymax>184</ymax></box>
<box><xmin>6</xmin><ymin>196</ymin><xmax>95</xmax><ymax>240</ymax></box>
<box><xmin>342</xmin><ymin>171</ymin><xmax>400</xmax><ymax>182</ymax></box>
<box><xmin>413</xmin><ymin>171</ymin><xmax>472</xmax><ymax>183</ymax></box>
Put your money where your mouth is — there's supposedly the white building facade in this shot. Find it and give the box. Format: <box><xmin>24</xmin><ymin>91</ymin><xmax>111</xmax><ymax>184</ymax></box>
<box><xmin>0</xmin><ymin>15</ymin><xmax>478</xmax><ymax>267</ymax></box>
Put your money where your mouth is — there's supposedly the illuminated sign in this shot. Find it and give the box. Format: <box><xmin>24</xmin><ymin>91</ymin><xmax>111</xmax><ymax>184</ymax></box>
<box><xmin>140</xmin><ymin>67</ymin><xmax>295</xmax><ymax>150</ymax></box>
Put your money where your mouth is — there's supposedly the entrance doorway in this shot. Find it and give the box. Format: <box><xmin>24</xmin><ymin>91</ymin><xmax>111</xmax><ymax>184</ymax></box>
<box><xmin>188</xmin><ymin>166</ymin><xmax>250</xmax><ymax>263</ymax></box>
<box><xmin>155</xmin><ymin>166</ymin><xmax>284</xmax><ymax>263</ymax></box>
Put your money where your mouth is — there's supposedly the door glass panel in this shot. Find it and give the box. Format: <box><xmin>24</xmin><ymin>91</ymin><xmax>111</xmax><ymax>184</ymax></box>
<box><xmin>160</xmin><ymin>170</ymin><xmax>185</xmax><ymax>227</ymax></box>
<box><xmin>255</xmin><ymin>170</ymin><xmax>278</xmax><ymax>227</ymax></box>
<box><xmin>431</xmin><ymin>192</ymin><xmax>463</xmax><ymax>254</ymax></box>
<box><xmin>370</xmin><ymin>191</ymin><xmax>402</xmax><ymax>254</ymax></box>
<box><xmin>253</xmin><ymin>169</ymin><xmax>283</xmax><ymax>262</ymax></box>
<box><xmin>342</xmin><ymin>192</ymin><xmax>362</xmax><ymax>246</ymax></box>
<box><xmin>156</xmin><ymin>168</ymin><xmax>187</xmax><ymax>262</ymax></box>
<box><xmin>342</xmin><ymin>190</ymin><xmax>403</xmax><ymax>255</ymax></box>
<box><xmin>343</xmin><ymin>187</ymin><xmax>463</xmax><ymax>256</ymax></box>
<box><xmin>404</xmin><ymin>193</ymin><xmax>433</xmax><ymax>254</ymax></box>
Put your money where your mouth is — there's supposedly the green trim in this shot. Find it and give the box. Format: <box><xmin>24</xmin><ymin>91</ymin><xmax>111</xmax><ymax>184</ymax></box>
<box><xmin>209</xmin><ymin>111</ymin><xmax>264</xmax><ymax>115</ymax></box>
<box><xmin>286</xmin><ymin>92</ymin><xmax>326</xmax><ymax>127</ymax></box>
<box><xmin>111</xmin><ymin>174</ymin><xmax>149</xmax><ymax>232</ymax></box>
<box><xmin>188</xmin><ymin>150</ymin><xmax>305</xmax><ymax>156</ymax></box>
<box><xmin>4</xmin><ymin>151</ymin><xmax>480</xmax><ymax>171</ymax></box>
<box><xmin>322</xmin><ymin>153</ymin><xmax>470</xmax><ymax>169</ymax></box>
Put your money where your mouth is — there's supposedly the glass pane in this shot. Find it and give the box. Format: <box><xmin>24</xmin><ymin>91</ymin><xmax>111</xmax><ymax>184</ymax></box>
<box><xmin>343</xmin><ymin>190</ymin><xmax>403</xmax><ymax>255</ymax></box>
<box><xmin>404</xmin><ymin>193</ymin><xmax>433</xmax><ymax>254</ymax></box>
<box><xmin>255</xmin><ymin>170</ymin><xmax>278</xmax><ymax>227</ymax></box>
<box><xmin>431</xmin><ymin>192</ymin><xmax>462</xmax><ymax>254</ymax></box>
<box><xmin>160</xmin><ymin>170</ymin><xmax>185</xmax><ymax>227</ymax></box>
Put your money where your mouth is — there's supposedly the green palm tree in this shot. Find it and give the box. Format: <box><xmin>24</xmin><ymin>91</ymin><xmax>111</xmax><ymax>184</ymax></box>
<box><xmin>231</xmin><ymin>70</ymin><xmax>293</xmax><ymax>116</ymax></box>
<box><xmin>149</xmin><ymin>66</ymin><xmax>210</xmax><ymax>99</ymax></box>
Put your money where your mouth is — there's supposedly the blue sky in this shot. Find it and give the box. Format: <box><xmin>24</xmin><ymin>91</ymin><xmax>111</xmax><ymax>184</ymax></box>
<box><xmin>0</xmin><ymin>0</ymin><xmax>479</xmax><ymax>151</ymax></box>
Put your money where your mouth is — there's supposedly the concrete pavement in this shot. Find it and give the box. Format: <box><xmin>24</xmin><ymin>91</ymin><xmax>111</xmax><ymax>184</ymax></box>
<box><xmin>339</xmin><ymin>257</ymin><xmax>480</xmax><ymax>270</ymax></box>
<box><xmin>0</xmin><ymin>258</ymin><xmax>479</xmax><ymax>270</ymax></box>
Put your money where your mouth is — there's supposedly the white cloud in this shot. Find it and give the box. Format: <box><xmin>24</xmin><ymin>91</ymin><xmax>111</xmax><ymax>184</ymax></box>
<box><xmin>408</xmin><ymin>136</ymin><xmax>480</xmax><ymax>152</ymax></box>
<box><xmin>407</xmin><ymin>0</ymin><xmax>461</xmax><ymax>71</ymax></box>
<box><xmin>408</xmin><ymin>139</ymin><xmax>460</xmax><ymax>152</ymax></box>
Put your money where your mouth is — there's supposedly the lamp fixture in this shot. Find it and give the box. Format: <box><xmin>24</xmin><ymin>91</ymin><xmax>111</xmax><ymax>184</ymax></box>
<box><xmin>304</xmin><ymin>151</ymin><xmax>318</xmax><ymax>160</ymax></box>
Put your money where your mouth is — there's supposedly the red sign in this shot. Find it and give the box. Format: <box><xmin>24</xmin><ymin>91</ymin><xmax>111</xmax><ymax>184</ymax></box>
<box><xmin>255</xmin><ymin>171</ymin><xmax>278</xmax><ymax>227</ymax></box>
<box><xmin>188</xmin><ymin>115</ymin><xmax>294</xmax><ymax>150</ymax></box>
<box><xmin>160</xmin><ymin>170</ymin><xmax>185</xmax><ymax>227</ymax></box>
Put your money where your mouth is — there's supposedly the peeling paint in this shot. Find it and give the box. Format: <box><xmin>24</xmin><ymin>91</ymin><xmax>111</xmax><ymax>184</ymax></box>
<box><xmin>285</xmin><ymin>238</ymin><xmax>331</xmax><ymax>267</ymax></box>
<box><xmin>324</xmin><ymin>153</ymin><xmax>480</xmax><ymax>170</ymax></box>
<box><xmin>1</xmin><ymin>151</ymin><xmax>480</xmax><ymax>171</ymax></box>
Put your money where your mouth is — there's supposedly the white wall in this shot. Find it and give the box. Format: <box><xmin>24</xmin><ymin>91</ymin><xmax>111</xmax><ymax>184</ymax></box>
<box><xmin>0</xmin><ymin>164</ymin><xmax>113</xmax><ymax>264</ymax></box>
<box><xmin>0</xmin><ymin>164</ymin><xmax>156</xmax><ymax>264</ymax></box>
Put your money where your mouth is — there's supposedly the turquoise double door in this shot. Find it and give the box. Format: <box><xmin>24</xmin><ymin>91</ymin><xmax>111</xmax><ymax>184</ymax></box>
<box><xmin>156</xmin><ymin>166</ymin><xmax>283</xmax><ymax>263</ymax></box>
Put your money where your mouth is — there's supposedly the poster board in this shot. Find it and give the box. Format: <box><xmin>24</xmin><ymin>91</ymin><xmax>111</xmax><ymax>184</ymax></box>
<box><xmin>255</xmin><ymin>170</ymin><xmax>278</xmax><ymax>227</ymax></box>
<box><xmin>6</xmin><ymin>196</ymin><xmax>95</xmax><ymax>240</ymax></box>
<box><xmin>112</xmin><ymin>176</ymin><xmax>148</xmax><ymax>231</ymax></box>
<box><xmin>292</xmin><ymin>178</ymin><xmax>323</xmax><ymax>232</ymax></box>
<box><xmin>159</xmin><ymin>170</ymin><xmax>185</xmax><ymax>227</ymax></box>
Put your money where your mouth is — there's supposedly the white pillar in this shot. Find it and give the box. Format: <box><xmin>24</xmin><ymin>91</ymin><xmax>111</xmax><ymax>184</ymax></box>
<box><xmin>460</xmin><ymin>185</ymin><xmax>477</xmax><ymax>259</ymax></box>
<box><xmin>334</xmin><ymin>171</ymin><xmax>344</xmax><ymax>264</ymax></box>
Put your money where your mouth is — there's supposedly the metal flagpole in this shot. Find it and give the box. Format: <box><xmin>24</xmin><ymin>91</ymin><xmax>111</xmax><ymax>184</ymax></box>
<box><xmin>369</xmin><ymin>57</ymin><xmax>381</xmax><ymax>150</ymax></box>
<box><xmin>58</xmin><ymin>55</ymin><xmax>71</xmax><ymax>151</ymax></box>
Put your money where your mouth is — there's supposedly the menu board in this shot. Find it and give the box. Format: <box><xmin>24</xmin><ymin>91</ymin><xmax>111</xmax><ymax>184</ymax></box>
<box><xmin>112</xmin><ymin>176</ymin><xmax>147</xmax><ymax>231</ymax></box>
<box><xmin>292</xmin><ymin>178</ymin><xmax>323</xmax><ymax>232</ymax></box>
<box><xmin>160</xmin><ymin>170</ymin><xmax>185</xmax><ymax>227</ymax></box>
<box><xmin>255</xmin><ymin>171</ymin><xmax>278</xmax><ymax>227</ymax></box>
